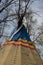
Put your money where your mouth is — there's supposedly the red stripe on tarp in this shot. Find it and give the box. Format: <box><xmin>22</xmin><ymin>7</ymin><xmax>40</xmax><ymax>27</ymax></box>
<box><xmin>3</xmin><ymin>43</ymin><xmax>35</xmax><ymax>50</ymax></box>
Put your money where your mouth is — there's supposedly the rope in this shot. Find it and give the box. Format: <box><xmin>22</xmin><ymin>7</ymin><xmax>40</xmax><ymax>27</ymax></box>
<box><xmin>1</xmin><ymin>24</ymin><xmax>23</xmax><ymax>46</ymax></box>
<box><xmin>10</xmin><ymin>24</ymin><xmax>23</xmax><ymax>40</ymax></box>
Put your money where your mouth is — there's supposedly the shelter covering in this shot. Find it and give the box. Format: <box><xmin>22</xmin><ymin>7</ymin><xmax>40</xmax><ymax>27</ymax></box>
<box><xmin>0</xmin><ymin>25</ymin><xmax>43</xmax><ymax>65</ymax></box>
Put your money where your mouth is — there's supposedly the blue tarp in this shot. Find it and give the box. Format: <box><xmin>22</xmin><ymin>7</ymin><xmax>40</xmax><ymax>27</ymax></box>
<box><xmin>11</xmin><ymin>25</ymin><xmax>31</xmax><ymax>41</ymax></box>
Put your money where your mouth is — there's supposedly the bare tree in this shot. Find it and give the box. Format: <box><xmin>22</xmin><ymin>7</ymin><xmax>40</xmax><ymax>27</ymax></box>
<box><xmin>0</xmin><ymin>0</ymin><xmax>1</xmax><ymax>2</ymax></box>
<box><xmin>0</xmin><ymin>0</ymin><xmax>43</xmax><ymax>43</ymax></box>
<box><xmin>0</xmin><ymin>0</ymin><xmax>31</xmax><ymax>37</ymax></box>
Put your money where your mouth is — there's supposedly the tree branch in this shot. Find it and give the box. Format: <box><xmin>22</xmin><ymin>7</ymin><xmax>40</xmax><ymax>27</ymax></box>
<box><xmin>0</xmin><ymin>0</ymin><xmax>1</xmax><ymax>2</ymax></box>
<box><xmin>0</xmin><ymin>0</ymin><xmax>14</xmax><ymax>13</ymax></box>
<box><xmin>18</xmin><ymin>0</ymin><xmax>30</xmax><ymax>28</ymax></box>
<box><xmin>18</xmin><ymin>0</ymin><xmax>21</xmax><ymax>18</ymax></box>
<box><xmin>33</xmin><ymin>32</ymin><xmax>43</xmax><ymax>42</ymax></box>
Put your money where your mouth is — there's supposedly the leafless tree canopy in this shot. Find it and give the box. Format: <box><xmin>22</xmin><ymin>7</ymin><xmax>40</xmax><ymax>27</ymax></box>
<box><xmin>0</xmin><ymin>0</ymin><xmax>31</xmax><ymax>37</ymax></box>
<box><xmin>0</xmin><ymin>0</ymin><xmax>43</xmax><ymax>43</ymax></box>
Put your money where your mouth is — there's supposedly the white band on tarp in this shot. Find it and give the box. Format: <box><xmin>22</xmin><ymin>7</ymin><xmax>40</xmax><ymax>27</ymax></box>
<box><xmin>10</xmin><ymin>24</ymin><xmax>23</xmax><ymax>40</ymax></box>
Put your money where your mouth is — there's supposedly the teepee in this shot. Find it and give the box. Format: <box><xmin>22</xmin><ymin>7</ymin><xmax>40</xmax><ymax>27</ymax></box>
<box><xmin>0</xmin><ymin>25</ymin><xmax>43</xmax><ymax>65</ymax></box>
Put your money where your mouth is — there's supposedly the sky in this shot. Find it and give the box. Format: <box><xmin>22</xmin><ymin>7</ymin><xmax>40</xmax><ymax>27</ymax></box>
<box><xmin>31</xmin><ymin>0</ymin><xmax>43</xmax><ymax>60</ymax></box>
<box><xmin>0</xmin><ymin>0</ymin><xmax>43</xmax><ymax>24</ymax></box>
<box><xmin>31</xmin><ymin>0</ymin><xmax>43</xmax><ymax>25</ymax></box>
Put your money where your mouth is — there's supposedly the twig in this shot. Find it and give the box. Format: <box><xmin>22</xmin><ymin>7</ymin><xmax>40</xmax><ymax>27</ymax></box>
<box><xmin>32</xmin><ymin>32</ymin><xmax>43</xmax><ymax>42</ymax></box>
<box><xmin>0</xmin><ymin>0</ymin><xmax>14</xmax><ymax>13</ymax></box>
